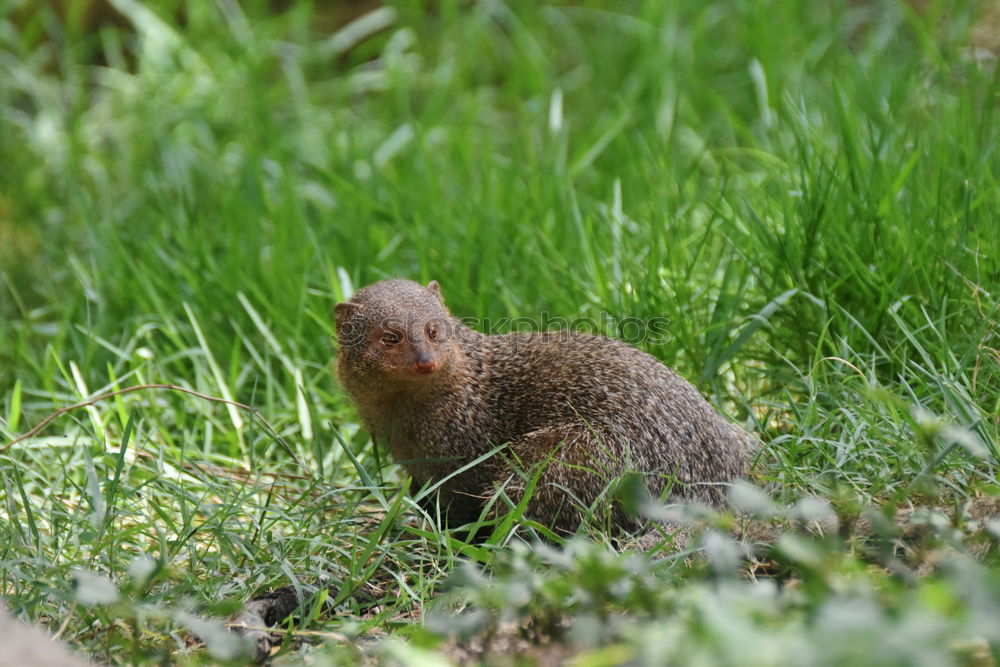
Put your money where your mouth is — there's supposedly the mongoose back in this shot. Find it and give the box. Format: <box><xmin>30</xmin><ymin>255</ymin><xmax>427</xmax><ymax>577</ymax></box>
<box><xmin>335</xmin><ymin>279</ymin><xmax>753</xmax><ymax>533</ymax></box>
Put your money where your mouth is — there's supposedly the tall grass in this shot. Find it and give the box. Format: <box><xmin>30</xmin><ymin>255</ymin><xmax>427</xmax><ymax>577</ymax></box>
<box><xmin>1</xmin><ymin>0</ymin><xmax>998</xmax><ymax>662</ymax></box>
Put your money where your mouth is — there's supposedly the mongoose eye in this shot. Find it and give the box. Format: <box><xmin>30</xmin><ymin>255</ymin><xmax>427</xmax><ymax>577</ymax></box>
<box><xmin>427</xmin><ymin>324</ymin><xmax>440</xmax><ymax>340</ymax></box>
<box><xmin>381</xmin><ymin>332</ymin><xmax>401</xmax><ymax>346</ymax></box>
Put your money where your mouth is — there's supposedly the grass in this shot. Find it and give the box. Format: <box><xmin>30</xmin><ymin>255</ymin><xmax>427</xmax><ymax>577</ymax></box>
<box><xmin>1</xmin><ymin>0</ymin><xmax>999</xmax><ymax>663</ymax></box>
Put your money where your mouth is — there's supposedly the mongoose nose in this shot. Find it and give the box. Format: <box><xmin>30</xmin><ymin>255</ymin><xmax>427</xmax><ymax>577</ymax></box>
<box><xmin>413</xmin><ymin>360</ymin><xmax>438</xmax><ymax>375</ymax></box>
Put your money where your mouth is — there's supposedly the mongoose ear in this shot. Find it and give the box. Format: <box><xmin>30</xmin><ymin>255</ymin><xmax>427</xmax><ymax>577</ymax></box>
<box><xmin>334</xmin><ymin>301</ymin><xmax>361</xmax><ymax>325</ymax></box>
<box><xmin>427</xmin><ymin>280</ymin><xmax>442</xmax><ymax>301</ymax></box>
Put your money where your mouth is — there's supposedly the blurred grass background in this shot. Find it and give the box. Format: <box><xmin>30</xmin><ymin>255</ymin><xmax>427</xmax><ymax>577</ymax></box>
<box><xmin>1</xmin><ymin>0</ymin><xmax>999</xmax><ymax>662</ymax></box>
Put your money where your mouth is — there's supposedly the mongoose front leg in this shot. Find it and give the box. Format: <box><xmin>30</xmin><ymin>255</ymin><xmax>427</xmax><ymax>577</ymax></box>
<box><xmin>489</xmin><ymin>425</ymin><xmax>634</xmax><ymax>535</ymax></box>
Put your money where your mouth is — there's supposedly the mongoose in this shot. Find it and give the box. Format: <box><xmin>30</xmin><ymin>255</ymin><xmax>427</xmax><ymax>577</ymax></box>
<box><xmin>334</xmin><ymin>279</ymin><xmax>754</xmax><ymax>534</ymax></box>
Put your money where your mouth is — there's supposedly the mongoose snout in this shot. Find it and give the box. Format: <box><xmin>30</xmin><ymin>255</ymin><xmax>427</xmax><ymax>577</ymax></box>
<box><xmin>413</xmin><ymin>359</ymin><xmax>438</xmax><ymax>374</ymax></box>
<box><xmin>334</xmin><ymin>278</ymin><xmax>756</xmax><ymax>534</ymax></box>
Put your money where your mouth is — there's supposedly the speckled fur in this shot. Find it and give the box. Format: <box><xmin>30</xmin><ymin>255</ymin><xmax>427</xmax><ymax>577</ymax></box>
<box><xmin>335</xmin><ymin>279</ymin><xmax>754</xmax><ymax>534</ymax></box>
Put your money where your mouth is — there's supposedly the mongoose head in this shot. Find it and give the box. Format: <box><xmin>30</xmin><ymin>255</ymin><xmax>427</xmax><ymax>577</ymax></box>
<box><xmin>334</xmin><ymin>279</ymin><xmax>459</xmax><ymax>389</ymax></box>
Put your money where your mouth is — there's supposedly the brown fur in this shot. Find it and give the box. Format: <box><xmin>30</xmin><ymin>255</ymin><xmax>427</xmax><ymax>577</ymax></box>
<box><xmin>335</xmin><ymin>279</ymin><xmax>755</xmax><ymax>534</ymax></box>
